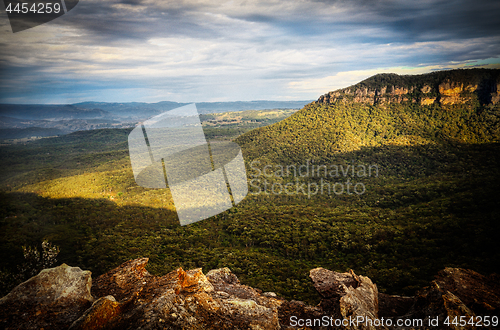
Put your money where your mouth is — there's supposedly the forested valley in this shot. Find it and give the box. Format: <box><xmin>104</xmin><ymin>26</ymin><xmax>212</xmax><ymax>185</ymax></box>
<box><xmin>1</xmin><ymin>69</ymin><xmax>499</xmax><ymax>304</ymax></box>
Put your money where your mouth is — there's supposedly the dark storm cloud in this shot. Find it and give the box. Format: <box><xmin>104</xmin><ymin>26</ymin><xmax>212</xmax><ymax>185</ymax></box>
<box><xmin>368</xmin><ymin>0</ymin><xmax>500</xmax><ymax>42</ymax></box>
<box><xmin>0</xmin><ymin>0</ymin><xmax>499</xmax><ymax>103</ymax></box>
<box><xmin>51</xmin><ymin>0</ymin><xmax>226</xmax><ymax>44</ymax></box>
<box><xmin>44</xmin><ymin>0</ymin><xmax>500</xmax><ymax>54</ymax></box>
<box><xmin>235</xmin><ymin>0</ymin><xmax>500</xmax><ymax>41</ymax></box>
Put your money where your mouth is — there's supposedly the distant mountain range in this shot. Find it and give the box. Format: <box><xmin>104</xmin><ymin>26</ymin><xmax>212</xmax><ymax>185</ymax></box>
<box><xmin>74</xmin><ymin>101</ymin><xmax>312</xmax><ymax>117</ymax></box>
<box><xmin>0</xmin><ymin>100</ymin><xmax>311</xmax><ymax>140</ymax></box>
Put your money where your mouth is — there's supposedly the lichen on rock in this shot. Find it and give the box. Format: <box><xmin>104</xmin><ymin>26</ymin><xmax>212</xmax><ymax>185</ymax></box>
<box><xmin>0</xmin><ymin>264</ymin><xmax>93</xmax><ymax>330</ymax></box>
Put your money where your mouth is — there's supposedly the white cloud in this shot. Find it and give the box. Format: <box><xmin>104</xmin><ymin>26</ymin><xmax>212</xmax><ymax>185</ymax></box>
<box><xmin>1</xmin><ymin>0</ymin><xmax>499</xmax><ymax>103</ymax></box>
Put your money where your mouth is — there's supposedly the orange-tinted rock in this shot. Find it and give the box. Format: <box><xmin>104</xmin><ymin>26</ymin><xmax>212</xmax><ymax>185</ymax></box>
<box><xmin>69</xmin><ymin>295</ymin><xmax>122</xmax><ymax>330</ymax></box>
<box><xmin>176</xmin><ymin>267</ymin><xmax>214</xmax><ymax>294</ymax></box>
<box><xmin>339</xmin><ymin>275</ymin><xmax>379</xmax><ymax>330</ymax></box>
<box><xmin>83</xmin><ymin>260</ymin><xmax>282</xmax><ymax>329</ymax></box>
<box><xmin>91</xmin><ymin>257</ymin><xmax>151</xmax><ymax>301</ymax></box>
<box><xmin>421</xmin><ymin>84</ymin><xmax>432</xmax><ymax>93</ymax></box>
<box><xmin>206</xmin><ymin>267</ymin><xmax>260</xmax><ymax>299</ymax></box>
<box><xmin>438</xmin><ymin>79</ymin><xmax>474</xmax><ymax>105</ymax></box>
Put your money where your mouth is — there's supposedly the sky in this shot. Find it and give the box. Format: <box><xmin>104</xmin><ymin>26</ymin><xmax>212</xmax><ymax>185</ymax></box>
<box><xmin>1</xmin><ymin>0</ymin><xmax>499</xmax><ymax>104</ymax></box>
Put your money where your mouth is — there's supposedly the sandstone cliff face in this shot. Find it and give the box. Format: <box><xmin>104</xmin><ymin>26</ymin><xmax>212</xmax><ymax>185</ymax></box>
<box><xmin>317</xmin><ymin>70</ymin><xmax>500</xmax><ymax>107</ymax></box>
<box><xmin>0</xmin><ymin>259</ymin><xmax>499</xmax><ymax>329</ymax></box>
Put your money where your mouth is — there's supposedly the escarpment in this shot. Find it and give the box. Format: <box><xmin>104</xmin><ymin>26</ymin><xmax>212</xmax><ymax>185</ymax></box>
<box><xmin>317</xmin><ymin>69</ymin><xmax>500</xmax><ymax>107</ymax></box>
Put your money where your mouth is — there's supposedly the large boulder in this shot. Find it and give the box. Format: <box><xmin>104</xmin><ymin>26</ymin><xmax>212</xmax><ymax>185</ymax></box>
<box><xmin>69</xmin><ymin>295</ymin><xmax>122</xmax><ymax>330</ymax></box>
<box><xmin>0</xmin><ymin>264</ymin><xmax>93</xmax><ymax>330</ymax></box>
<box><xmin>71</xmin><ymin>259</ymin><xmax>283</xmax><ymax>329</ymax></box>
<box><xmin>433</xmin><ymin>268</ymin><xmax>500</xmax><ymax>315</ymax></box>
<box><xmin>91</xmin><ymin>257</ymin><xmax>151</xmax><ymax>301</ymax></box>
<box><xmin>310</xmin><ymin>268</ymin><xmax>381</xmax><ymax>330</ymax></box>
<box><xmin>403</xmin><ymin>267</ymin><xmax>500</xmax><ymax>329</ymax></box>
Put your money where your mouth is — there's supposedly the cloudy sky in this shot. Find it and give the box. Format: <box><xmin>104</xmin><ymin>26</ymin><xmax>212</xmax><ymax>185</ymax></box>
<box><xmin>1</xmin><ymin>0</ymin><xmax>499</xmax><ymax>104</ymax></box>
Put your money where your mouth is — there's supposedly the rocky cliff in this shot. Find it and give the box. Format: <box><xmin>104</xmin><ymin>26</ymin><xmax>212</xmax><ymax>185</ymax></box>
<box><xmin>317</xmin><ymin>69</ymin><xmax>500</xmax><ymax>107</ymax></box>
<box><xmin>1</xmin><ymin>258</ymin><xmax>499</xmax><ymax>329</ymax></box>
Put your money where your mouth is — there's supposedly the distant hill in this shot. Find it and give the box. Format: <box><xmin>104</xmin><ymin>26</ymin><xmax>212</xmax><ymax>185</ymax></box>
<box><xmin>0</xmin><ymin>127</ymin><xmax>67</xmax><ymax>140</ymax></box>
<box><xmin>0</xmin><ymin>101</ymin><xmax>310</xmax><ymax>138</ymax></box>
<box><xmin>236</xmin><ymin>68</ymin><xmax>500</xmax><ymax>163</ymax></box>
<box><xmin>73</xmin><ymin>101</ymin><xmax>187</xmax><ymax>120</ymax></box>
<box><xmin>74</xmin><ymin>100</ymin><xmax>312</xmax><ymax>117</ymax></box>
<box><xmin>0</xmin><ymin>116</ymin><xmax>131</xmax><ymax>140</ymax></box>
<box><xmin>0</xmin><ymin>101</ymin><xmax>311</xmax><ymax>123</ymax></box>
<box><xmin>194</xmin><ymin>101</ymin><xmax>313</xmax><ymax>114</ymax></box>
<box><xmin>0</xmin><ymin>100</ymin><xmax>311</xmax><ymax>139</ymax></box>
<box><xmin>0</xmin><ymin>104</ymin><xmax>112</xmax><ymax>121</ymax></box>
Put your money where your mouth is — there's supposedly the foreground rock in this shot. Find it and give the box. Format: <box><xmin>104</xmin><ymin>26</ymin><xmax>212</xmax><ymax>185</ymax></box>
<box><xmin>307</xmin><ymin>267</ymin><xmax>500</xmax><ymax>330</ymax></box>
<box><xmin>377</xmin><ymin>293</ymin><xmax>414</xmax><ymax>319</ymax></box>
<box><xmin>403</xmin><ymin>268</ymin><xmax>500</xmax><ymax>329</ymax></box>
<box><xmin>309</xmin><ymin>268</ymin><xmax>381</xmax><ymax>330</ymax></box>
<box><xmin>1</xmin><ymin>259</ymin><xmax>498</xmax><ymax>329</ymax></box>
<box><xmin>0</xmin><ymin>264</ymin><xmax>93</xmax><ymax>330</ymax></box>
<box><xmin>71</xmin><ymin>258</ymin><xmax>283</xmax><ymax>329</ymax></box>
